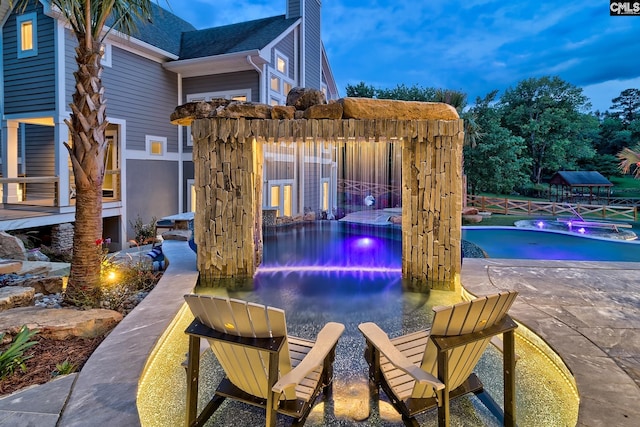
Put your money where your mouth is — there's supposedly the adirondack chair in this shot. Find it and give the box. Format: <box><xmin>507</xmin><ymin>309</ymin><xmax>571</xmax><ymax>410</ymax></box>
<box><xmin>358</xmin><ymin>290</ymin><xmax>518</xmax><ymax>427</ymax></box>
<box><xmin>183</xmin><ymin>294</ymin><xmax>345</xmax><ymax>427</ymax></box>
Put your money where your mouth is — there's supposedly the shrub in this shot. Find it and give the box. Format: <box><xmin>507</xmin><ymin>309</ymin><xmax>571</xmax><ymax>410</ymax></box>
<box><xmin>129</xmin><ymin>215</ymin><xmax>157</xmax><ymax>246</ymax></box>
<box><xmin>0</xmin><ymin>325</ymin><xmax>39</xmax><ymax>379</ymax></box>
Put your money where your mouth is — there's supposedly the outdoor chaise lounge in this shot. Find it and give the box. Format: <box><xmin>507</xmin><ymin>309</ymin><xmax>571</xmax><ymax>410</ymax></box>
<box><xmin>358</xmin><ymin>290</ymin><xmax>518</xmax><ymax>427</ymax></box>
<box><xmin>183</xmin><ymin>294</ymin><xmax>345</xmax><ymax>427</ymax></box>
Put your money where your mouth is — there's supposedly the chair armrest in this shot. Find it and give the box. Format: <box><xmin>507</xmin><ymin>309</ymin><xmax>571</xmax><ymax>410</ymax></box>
<box><xmin>358</xmin><ymin>322</ymin><xmax>444</xmax><ymax>391</ymax></box>
<box><xmin>272</xmin><ymin>322</ymin><xmax>345</xmax><ymax>394</ymax></box>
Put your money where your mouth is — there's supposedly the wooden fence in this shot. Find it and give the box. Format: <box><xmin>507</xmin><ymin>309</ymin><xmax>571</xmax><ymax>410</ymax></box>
<box><xmin>467</xmin><ymin>195</ymin><xmax>638</xmax><ymax>222</ymax></box>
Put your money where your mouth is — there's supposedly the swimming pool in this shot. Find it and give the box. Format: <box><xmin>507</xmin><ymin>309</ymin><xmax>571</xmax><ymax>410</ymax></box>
<box><xmin>463</xmin><ymin>226</ymin><xmax>640</xmax><ymax>262</ymax></box>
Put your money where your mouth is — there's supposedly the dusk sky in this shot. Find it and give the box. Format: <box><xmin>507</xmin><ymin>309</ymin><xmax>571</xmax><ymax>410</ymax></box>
<box><xmin>170</xmin><ymin>0</ymin><xmax>640</xmax><ymax>112</ymax></box>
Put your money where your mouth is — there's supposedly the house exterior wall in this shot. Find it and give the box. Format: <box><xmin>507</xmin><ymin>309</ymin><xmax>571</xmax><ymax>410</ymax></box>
<box><xmin>125</xmin><ymin>159</ymin><xmax>179</xmax><ymax>237</ymax></box>
<box><xmin>304</xmin><ymin>0</ymin><xmax>322</xmax><ymax>89</ymax></box>
<box><xmin>3</xmin><ymin>2</ymin><xmax>55</xmax><ymax>115</ymax></box>
<box><xmin>103</xmin><ymin>47</ymin><xmax>179</xmax><ymax>153</ymax></box>
<box><xmin>24</xmin><ymin>123</ymin><xmax>55</xmax><ymax>199</ymax></box>
<box><xmin>273</xmin><ymin>32</ymin><xmax>295</xmax><ymax>80</ymax></box>
<box><xmin>182</xmin><ymin>71</ymin><xmax>260</xmax><ymax>103</ymax></box>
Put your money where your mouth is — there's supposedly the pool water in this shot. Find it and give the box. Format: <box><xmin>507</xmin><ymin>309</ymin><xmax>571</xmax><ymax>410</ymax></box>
<box><xmin>463</xmin><ymin>226</ymin><xmax>640</xmax><ymax>261</ymax></box>
<box><xmin>139</xmin><ymin>222</ymin><xmax>579</xmax><ymax>426</ymax></box>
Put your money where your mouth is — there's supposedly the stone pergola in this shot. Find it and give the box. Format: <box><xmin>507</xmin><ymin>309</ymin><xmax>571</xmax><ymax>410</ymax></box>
<box><xmin>171</xmin><ymin>94</ymin><xmax>463</xmax><ymax>291</ymax></box>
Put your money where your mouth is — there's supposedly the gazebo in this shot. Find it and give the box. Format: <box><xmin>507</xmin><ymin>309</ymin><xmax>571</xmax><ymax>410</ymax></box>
<box><xmin>548</xmin><ymin>171</ymin><xmax>612</xmax><ymax>204</ymax></box>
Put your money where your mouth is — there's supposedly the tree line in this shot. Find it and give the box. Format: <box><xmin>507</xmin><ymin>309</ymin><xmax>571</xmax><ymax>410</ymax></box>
<box><xmin>346</xmin><ymin>78</ymin><xmax>640</xmax><ymax>196</ymax></box>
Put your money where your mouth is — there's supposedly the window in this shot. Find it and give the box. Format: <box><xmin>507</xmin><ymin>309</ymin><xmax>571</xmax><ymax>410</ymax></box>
<box><xmin>187</xmin><ymin>179</ymin><xmax>196</xmax><ymax>212</ymax></box>
<box><xmin>276</xmin><ymin>54</ymin><xmax>287</xmax><ymax>74</ymax></box>
<box><xmin>17</xmin><ymin>13</ymin><xmax>38</xmax><ymax>58</ymax></box>
<box><xmin>145</xmin><ymin>135</ymin><xmax>166</xmax><ymax>156</ymax></box>
<box><xmin>270</xmin><ymin>74</ymin><xmax>280</xmax><ymax>92</ymax></box>
<box><xmin>268</xmin><ymin>180</ymin><xmax>294</xmax><ymax>217</ymax></box>
<box><xmin>269</xmin><ymin>51</ymin><xmax>294</xmax><ymax>105</ymax></box>
<box><xmin>321</xmin><ymin>179</ymin><xmax>330</xmax><ymax>212</ymax></box>
<box><xmin>101</xmin><ymin>43</ymin><xmax>112</xmax><ymax>67</ymax></box>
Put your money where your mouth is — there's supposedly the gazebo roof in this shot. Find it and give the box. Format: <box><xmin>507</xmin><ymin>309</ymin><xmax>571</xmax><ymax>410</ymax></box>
<box><xmin>548</xmin><ymin>171</ymin><xmax>613</xmax><ymax>187</ymax></box>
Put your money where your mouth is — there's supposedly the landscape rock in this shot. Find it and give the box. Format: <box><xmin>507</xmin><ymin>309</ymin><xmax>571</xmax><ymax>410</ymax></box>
<box><xmin>15</xmin><ymin>276</ymin><xmax>64</xmax><ymax>295</ymax></box>
<box><xmin>339</xmin><ymin>97</ymin><xmax>459</xmax><ymax>120</ymax></box>
<box><xmin>271</xmin><ymin>105</ymin><xmax>296</xmax><ymax>119</ymax></box>
<box><xmin>0</xmin><ymin>260</ymin><xmax>22</xmax><ymax>274</ymax></box>
<box><xmin>286</xmin><ymin>87</ymin><xmax>326</xmax><ymax>110</ymax></box>
<box><xmin>462</xmin><ymin>207</ymin><xmax>479</xmax><ymax>215</ymax></box>
<box><xmin>390</xmin><ymin>215</ymin><xmax>402</xmax><ymax>224</ymax></box>
<box><xmin>26</xmin><ymin>249</ymin><xmax>50</xmax><ymax>262</ymax></box>
<box><xmin>0</xmin><ymin>306</ymin><xmax>123</xmax><ymax>340</ymax></box>
<box><xmin>303</xmin><ymin>102</ymin><xmax>344</xmax><ymax>119</ymax></box>
<box><xmin>217</xmin><ymin>102</ymin><xmax>272</xmax><ymax>119</ymax></box>
<box><xmin>0</xmin><ymin>286</ymin><xmax>35</xmax><ymax>311</ymax></box>
<box><xmin>303</xmin><ymin>211</ymin><xmax>316</xmax><ymax>221</ymax></box>
<box><xmin>0</xmin><ymin>231</ymin><xmax>27</xmax><ymax>261</ymax></box>
<box><xmin>462</xmin><ymin>215</ymin><xmax>483</xmax><ymax>224</ymax></box>
<box><xmin>161</xmin><ymin>229</ymin><xmax>192</xmax><ymax>241</ymax></box>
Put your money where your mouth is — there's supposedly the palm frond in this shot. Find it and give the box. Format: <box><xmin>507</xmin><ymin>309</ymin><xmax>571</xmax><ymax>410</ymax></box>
<box><xmin>617</xmin><ymin>147</ymin><xmax>640</xmax><ymax>178</ymax></box>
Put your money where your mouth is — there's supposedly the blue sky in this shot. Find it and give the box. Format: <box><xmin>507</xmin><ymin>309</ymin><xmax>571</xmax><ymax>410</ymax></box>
<box><xmin>170</xmin><ymin>0</ymin><xmax>640</xmax><ymax>112</ymax></box>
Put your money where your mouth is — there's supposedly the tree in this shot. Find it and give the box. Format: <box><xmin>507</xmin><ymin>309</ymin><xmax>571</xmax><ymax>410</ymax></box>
<box><xmin>6</xmin><ymin>0</ymin><xmax>159</xmax><ymax>306</ymax></box>
<box><xmin>500</xmin><ymin>76</ymin><xmax>593</xmax><ymax>184</ymax></box>
<box><xmin>464</xmin><ymin>91</ymin><xmax>530</xmax><ymax>194</ymax></box>
<box><xmin>345</xmin><ymin>81</ymin><xmax>375</xmax><ymax>98</ymax></box>
<box><xmin>610</xmin><ymin>88</ymin><xmax>640</xmax><ymax>125</ymax></box>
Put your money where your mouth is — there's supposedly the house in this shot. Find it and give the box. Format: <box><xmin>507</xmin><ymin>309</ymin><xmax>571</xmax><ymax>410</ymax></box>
<box><xmin>0</xmin><ymin>0</ymin><xmax>339</xmax><ymax>249</ymax></box>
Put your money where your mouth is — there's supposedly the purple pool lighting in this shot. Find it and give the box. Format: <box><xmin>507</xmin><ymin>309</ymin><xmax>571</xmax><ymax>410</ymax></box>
<box><xmin>257</xmin><ymin>222</ymin><xmax>403</xmax><ymax>295</ymax></box>
<box><xmin>537</xmin><ymin>221</ymin><xmax>544</xmax><ymax>229</ymax></box>
<box><xmin>578</xmin><ymin>228</ymin><xmax>586</xmax><ymax>234</ymax></box>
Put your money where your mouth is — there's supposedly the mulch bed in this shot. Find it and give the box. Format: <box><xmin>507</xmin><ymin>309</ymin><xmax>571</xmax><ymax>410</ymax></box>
<box><xmin>0</xmin><ymin>334</ymin><xmax>106</xmax><ymax>396</ymax></box>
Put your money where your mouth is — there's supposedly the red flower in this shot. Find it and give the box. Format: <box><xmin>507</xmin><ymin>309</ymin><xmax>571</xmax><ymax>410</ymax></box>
<box><xmin>95</xmin><ymin>239</ymin><xmax>103</xmax><ymax>246</ymax></box>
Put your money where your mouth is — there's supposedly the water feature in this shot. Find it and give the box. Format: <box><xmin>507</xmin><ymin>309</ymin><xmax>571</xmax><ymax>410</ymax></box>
<box><xmin>138</xmin><ymin>222</ymin><xmax>578</xmax><ymax>426</ymax></box>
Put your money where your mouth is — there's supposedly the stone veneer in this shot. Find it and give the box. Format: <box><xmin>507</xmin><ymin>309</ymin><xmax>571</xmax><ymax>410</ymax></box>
<box><xmin>171</xmin><ymin>94</ymin><xmax>463</xmax><ymax>290</ymax></box>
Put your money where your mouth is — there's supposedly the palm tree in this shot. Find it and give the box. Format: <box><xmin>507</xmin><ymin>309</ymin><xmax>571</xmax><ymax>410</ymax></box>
<box><xmin>617</xmin><ymin>145</ymin><xmax>640</xmax><ymax>178</ymax></box>
<box><xmin>7</xmin><ymin>0</ymin><xmax>157</xmax><ymax>306</ymax></box>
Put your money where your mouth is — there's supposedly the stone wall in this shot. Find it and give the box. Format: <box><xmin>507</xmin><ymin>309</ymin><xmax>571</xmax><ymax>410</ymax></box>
<box><xmin>51</xmin><ymin>223</ymin><xmax>74</xmax><ymax>252</ymax></box>
<box><xmin>173</xmin><ymin>94</ymin><xmax>463</xmax><ymax>290</ymax></box>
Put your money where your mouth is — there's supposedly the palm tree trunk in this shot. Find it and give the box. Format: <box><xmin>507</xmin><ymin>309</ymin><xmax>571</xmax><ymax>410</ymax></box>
<box><xmin>64</xmin><ymin>36</ymin><xmax>108</xmax><ymax>306</ymax></box>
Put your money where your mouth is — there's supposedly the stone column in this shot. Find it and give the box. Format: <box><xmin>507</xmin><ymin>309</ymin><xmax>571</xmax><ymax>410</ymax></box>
<box><xmin>192</xmin><ymin>118</ymin><xmax>262</xmax><ymax>287</ymax></box>
<box><xmin>402</xmin><ymin>120</ymin><xmax>464</xmax><ymax>291</ymax></box>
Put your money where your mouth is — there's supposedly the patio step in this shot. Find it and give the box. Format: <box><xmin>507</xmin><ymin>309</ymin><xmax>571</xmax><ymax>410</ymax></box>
<box><xmin>0</xmin><ymin>286</ymin><xmax>34</xmax><ymax>311</ymax></box>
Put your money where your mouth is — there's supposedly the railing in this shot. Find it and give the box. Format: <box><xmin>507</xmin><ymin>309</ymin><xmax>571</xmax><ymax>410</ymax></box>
<box><xmin>467</xmin><ymin>195</ymin><xmax>638</xmax><ymax>221</ymax></box>
<box><xmin>0</xmin><ymin>176</ymin><xmax>60</xmax><ymax>207</ymax></box>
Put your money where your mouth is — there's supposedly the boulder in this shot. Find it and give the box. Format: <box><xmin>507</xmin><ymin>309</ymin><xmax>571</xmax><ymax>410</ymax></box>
<box><xmin>0</xmin><ymin>306</ymin><xmax>123</xmax><ymax>340</ymax></box>
<box><xmin>286</xmin><ymin>87</ymin><xmax>326</xmax><ymax>110</ymax></box>
<box><xmin>270</xmin><ymin>105</ymin><xmax>296</xmax><ymax>119</ymax></box>
<box><xmin>15</xmin><ymin>276</ymin><xmax>64</xmax><ymax>295</ymax></box>
<box><xmin>339</xmin><ymin>98</ymin><xmax>459</xmax><ymax>120</ymax></box>
<box><xmin>390</xmin><ymin>215</ymin><xmax>402</xmax><ymax>224</ymax></box>
<box><xmin>26</xmin><ymin>249</ymin><xmax>50</xmax><ymax>262</ymax></box>
<box><xmin>161</xmin><ymin>229</ymin><xmax>192</xmax><ymax>241</ymax></box>
<box><xmin>0</xmin><ymin>260</ymin><xmax>22</xmax><ymax>274</ymax></box>
<box><xmin>462</xmin><ymin>215</ymin><xmax>483</xmax><ymax>224</ymax></box>
<box><xmin>0</xmin><ymin>286</ymin><xmax>35</xmax><ymax>311</ymax></box>
<box><xmin>462</xmin><ymin>207</ymin><xmax>479</xmax><ymax>215</ymax></box>
<box><xmin>303</xmin><ymin>211</ymin><xmax>316</xmax><ymax>221</ymax></box>
<box><xmin>216</xmin><ymin>102</ymin><xmax>272</xmax><ymax>119</ymax></box>
<box><xmin>303</xmin><ymin>102</ymin><xmax>344</xmax><ymax>119</ymax></box>
<box><xmin>0</xmin><ymin>231</ymin><xmax>27</xmax><ymax>261</ymax></box>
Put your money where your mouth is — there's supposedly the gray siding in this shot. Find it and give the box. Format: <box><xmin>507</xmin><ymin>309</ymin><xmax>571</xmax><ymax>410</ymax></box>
<box><xmin>3</xmin><ymin>3</ymin><xmax>56</xmax><ymax>114</ymax></box>
<box><xmin>24</xmin><ymin>124</ymin><xmax>55</xmax><ymax>199</ymax></box>
<box><xmin>126</xmin><ymin>159</ymin><xmax>179</xmax><ymax>238</ymax></box>
<box><xmin>182</xmin><ymin>71</ymin><xmax>260</xmax><ymax>103</ymax></box>
<box><xmin>303</xmin><ymin>158</ymin><xmax>321</xmax><ymax>213</ymax></box>
<box><xmin>274</xmin><ymin>33</ymin><xmax>295</xmax><ymax>80</ymax></box>
<box><xmin>183</xmin><ymin>160</ymin><xmax>194</xmax><ymax>209</ymax></box>
<box><xmin>304</xmin><ymin>0</ymin><xmax>322</xmax><ymax>89</ymax></box>
<box><xmin>287</xmin><ymin>0</ymin><xmax>302</xmax><ymax>18</ymax></box>
<box><xmin>102</xmin><ymin>47</ymin><xmax>179</xmax><ymax>152</ymax></box>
